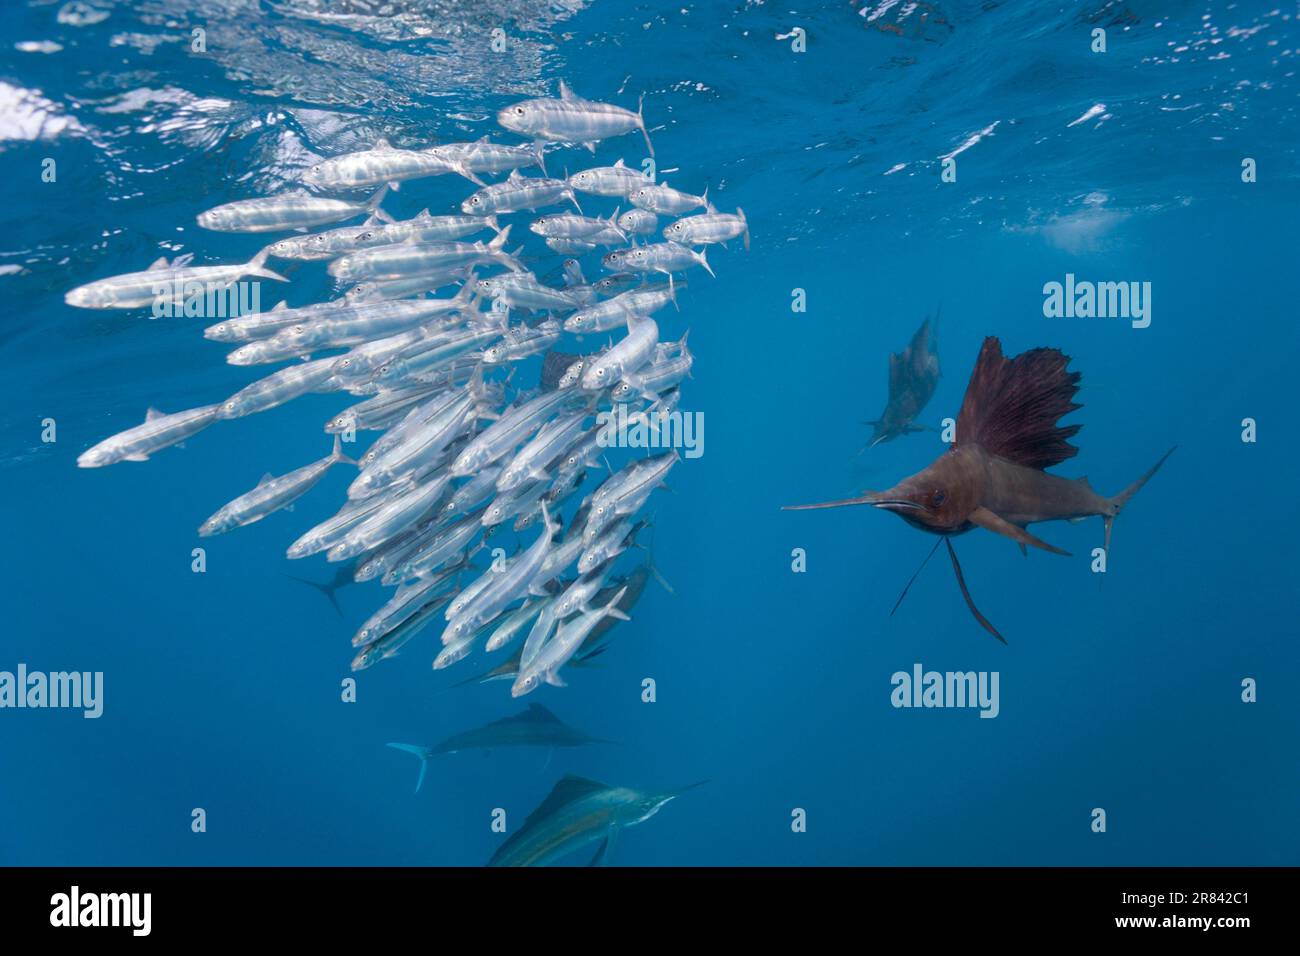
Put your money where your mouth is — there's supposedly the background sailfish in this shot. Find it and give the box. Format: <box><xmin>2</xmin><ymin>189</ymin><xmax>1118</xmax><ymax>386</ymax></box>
<box><xmin>787</xmin><ymin>336</ymin><xmax>1173</xmax><ymax>642</ymax></box>
<box><xmin>861</xmin><ymin>311</ymin><xmax>941</xmax><ymax>450</ymax></box>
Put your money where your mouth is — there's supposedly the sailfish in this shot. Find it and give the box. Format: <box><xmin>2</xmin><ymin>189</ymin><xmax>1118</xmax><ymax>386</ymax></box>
<box><xmin>861</xmin><ymin>311</ymin><xmax>941</xmax><ymax>450</ymax></box>
<box><xmin>785</xmin><ymin>336</ymin><xmax>1173</xmax><ymax>642</ymax></box>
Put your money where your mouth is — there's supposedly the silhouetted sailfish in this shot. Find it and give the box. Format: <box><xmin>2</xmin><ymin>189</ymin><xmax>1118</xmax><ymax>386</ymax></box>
<box><xmin>786</xmin><ymin>336</ymin><xmax>1174</xmax><ymax>642</ymax></box>
<box><xmin>860</xmin><ymin>310</ymin><xmax>941</xmax><ymax>451</ymax></box>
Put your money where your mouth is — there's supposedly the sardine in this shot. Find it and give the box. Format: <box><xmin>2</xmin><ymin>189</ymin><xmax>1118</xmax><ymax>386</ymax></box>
<box><xmin>197</xmin><ymin>185</ymin><xmax>392</xmax><ymax>233</ymax></box>
<box><xmin>77</xmin><ymin>404</ymin><xmax>221</xmax><ymax>468</ymax></box>
<box><xmin>329</xmin><ymin>228</ymin><xmax>518</xmax><ymax>282</ymax></box>
<box><xmin>461</xmin><ymin>171</ymin><xmax>581</xmax><ymax>216</ymax></box>
<box><xmin>301</xmin><ymin>139</ymin><xmax>455</xmax><ymax>190</ymax></box>
<box><xmin>199</xmin><ymin>436</ymin><xmax>355</xmax><ymax>536</ymax></box>
<box><xmin>66</xmin><ymin>250</ymin><xmax>286</xmax><ymax>311</ymax></box>
<box><xmin>580</xmin><ymin>315</ymin><xmax>659</xmax><ymax>390</ymax></box>
<box><xmin>511</xmin><ymin>587</ymin><xmax>629</xmax><ymax>696</ymax></box>
<box><xmin>499</xmin><ymin>81</ymin><xmax>653</xmax><ymax>157</ymax></box>
<box><xmin>629</xmin><ymin>181</ymin><xmax>706</xmax><ymax>216</ymax></box>
<box><xmin>569</xmin><ymin>159</ymin><xmax>651</xmax><ymax>198</ymax></box>
<box><xmin>663</xmin><ymin>207</ymin><xmax>749</xmax><ymax>249</ymax></box>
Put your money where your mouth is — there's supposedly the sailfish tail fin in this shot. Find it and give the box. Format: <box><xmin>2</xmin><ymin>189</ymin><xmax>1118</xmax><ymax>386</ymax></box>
<box><xmin>1104</xmin><ymin>446</ymin><xmax>1176</xmax><ymax>555</ymax></box>
<box><xmin>282</xmin><ymin>572</ymin><xmax>345</xmax><ymax>618</ymax></box>
<box><xmin>386</xmin><ymin>743</ymin><xmax>434</xmax><ymax>793</ymax></box>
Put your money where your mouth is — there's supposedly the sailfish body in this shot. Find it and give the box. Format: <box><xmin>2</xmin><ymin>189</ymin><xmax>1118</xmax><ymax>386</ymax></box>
<box><xmin>788</xmin><ymin>336</ymin><xmax>1173</xmax><ymax>641</ymax></box>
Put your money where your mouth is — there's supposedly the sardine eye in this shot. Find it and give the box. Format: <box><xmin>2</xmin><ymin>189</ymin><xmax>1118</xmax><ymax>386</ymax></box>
<box><xmin>515</xmin><ymin>107</ymin><xmax>525</xmax><ymax>115</ymax></box>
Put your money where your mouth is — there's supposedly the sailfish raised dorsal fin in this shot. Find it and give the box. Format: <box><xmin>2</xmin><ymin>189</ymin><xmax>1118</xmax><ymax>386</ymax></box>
<box><xmin>955</xmin><ymin>336</ymin><xmax>1082</xmax><ymax>471</ymax></box>
<box><xmin>527</xmin><ymin>776</ymin><xmax>609</xmax><ymax>823</ymax></box>
<box><xmin>487</xmin><ymin>774</ymin><xmax>614</xmax><ymax>866</ymax></box>
<box><xmin>887</xmin><ymin>351</ymin><xmax>903</xmax><ymax>394</ymax></box>
<box><xmin>524</xmin><ymin>703</ymin><xmax>562</xmax><ymax>723</ymax></box>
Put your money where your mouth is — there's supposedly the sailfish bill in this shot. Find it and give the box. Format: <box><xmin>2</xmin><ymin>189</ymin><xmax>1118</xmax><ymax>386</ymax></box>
<box><xmin>782</xmin><ymin>494</ymin><xmax>922</xmax><ymax>512</ymax></box>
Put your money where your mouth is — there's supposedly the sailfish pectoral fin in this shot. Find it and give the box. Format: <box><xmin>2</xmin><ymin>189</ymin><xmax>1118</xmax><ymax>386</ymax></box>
<box><xmin>588</xmin><ymin>826</ymin><xmax>619</xmax><ymax>866</ymax></box>
<box><xmin>890</xmin><ymin>538</ymin><xmax>943</xmax><ymax>617</ymax></box>
<box><xmin>945</xmin><ymin>539</ymin><xmax>1006</xmax><ymax>644</ymax></box>
<box><xmin>969</xmin><ymin>507</ymin><xmax>1071</xmax><ymax>557</ymax></box>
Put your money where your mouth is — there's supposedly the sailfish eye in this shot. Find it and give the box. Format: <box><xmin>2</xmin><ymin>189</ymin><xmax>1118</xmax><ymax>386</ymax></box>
<box><xmin>932</xmin><ymin>490</ymin><xmax>947</xmax><ymax>506</ymax></box>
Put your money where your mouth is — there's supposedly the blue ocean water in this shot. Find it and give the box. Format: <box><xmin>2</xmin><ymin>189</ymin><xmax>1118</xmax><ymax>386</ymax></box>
<box><xmin>1</xmin><ymin>0</ymin><xmax>1297</xmax><ymax>866</ymax></box>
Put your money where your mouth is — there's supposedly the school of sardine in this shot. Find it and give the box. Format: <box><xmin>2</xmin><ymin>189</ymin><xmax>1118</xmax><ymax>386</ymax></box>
<box><xmin>68</xmin><ymin>82</ymin><xmax>747</xmax><ymax>698</ymax></box>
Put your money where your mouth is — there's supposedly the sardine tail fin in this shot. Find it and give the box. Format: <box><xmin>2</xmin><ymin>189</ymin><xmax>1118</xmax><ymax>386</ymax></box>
<box><xmin>637</xmin><ymin>94</ymin><xmax>654</xmax><ymax>158</ymax></box>
<box><xmin>246</xmin><ymin>247</ymin><xmax>289</xmax><ymax>282</ymax></box>
<box><xmin>330</xmin><ymin>434</ymin><xmax>358</xmax><ymax>468</ymax></box>
<box><xmin>696</xmin><ymin>247</ymin><xmax>714</xmax><ymax>278</ymax></box>
<box><xmin>367</xmin><ymin>182</ymin><xmax>394</xmax><ymax>216</ymax></box>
